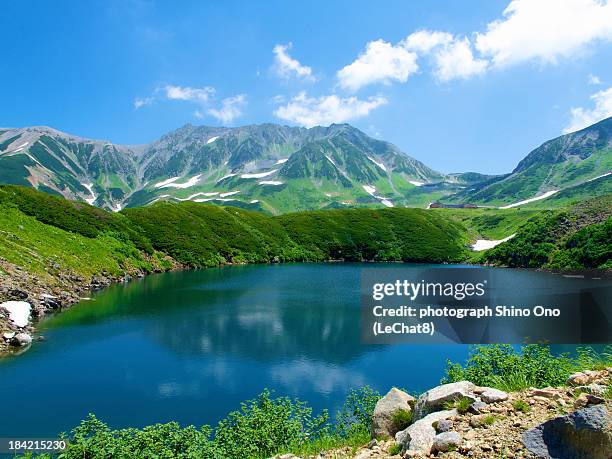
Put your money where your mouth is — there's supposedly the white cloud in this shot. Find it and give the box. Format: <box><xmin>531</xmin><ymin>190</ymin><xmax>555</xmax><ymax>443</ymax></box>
<box><xmin>135</xmin><ymin>84</ymin><xmax>246</xmax><ymax>124</ymax></box>
<box><xmin>207</xmin><ymin>94</ymin><xmax>247</xmax><ymax>124</ymax></box>
<box><xmin>164</xmin><ymin>85</ymin><xmax>215</xmax><ymax>103</ymax></box>
<box><xmin>401</xmin><ymin>29</ymin><xmax>453</xmax><ymax>53</ymax></box>
<box><xmin>433</xmin><ymin>38</ymin><xmax>489</xmax><ymax>81</ymax></box>
<box><xmin>563</xmin><ymin>86</ymin><xmax>612</xmax><ymax>133</ymax></box>
<box><xmin>272</xmin><ymin>43</ymin><xmax>315</xmax><ymax>80</ymax></box>
<box><xmin>133</xmin><ymin>96</ymin><xmax>154</xmax><ymax>109</ymax></box>
<box><xmin>589</xmin><ymin>74</ymin><xmax>602</xmax><ymax>85</ymax></box>
<box><xmin>335</xmin><ymin>0</ymin><xmax>612</xmax><ymax>88</ymax></box>
<box><xmin>273</xmin><ymin>91</ymin><xmax>387</xmax><ymax>127</ymax></box>
<box><xmin>475</xmin><ymin>0</ymin><xmax>612</xmax><ymax>67</ymax></box>
<box><xmin>336</xmin><ymin>39</ymin><xmax>419</xmax><ymax>91</ymax></box>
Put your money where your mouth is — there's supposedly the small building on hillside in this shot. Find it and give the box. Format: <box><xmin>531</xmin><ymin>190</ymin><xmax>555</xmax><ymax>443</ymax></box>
<box><xmin>427</xmin><ymin>202</ymin><xmax>478</xmax><ymax>209</ymax></box>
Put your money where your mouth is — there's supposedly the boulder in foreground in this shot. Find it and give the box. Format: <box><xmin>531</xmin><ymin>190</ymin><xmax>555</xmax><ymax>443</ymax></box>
<box><xmin>395</xmin><ymin>409</ymin><xmax>457</xmax><ymax>455</ymax></box>
<box><xmin>413</xmin><ymin>381</ymin><xmax>476</xmax><ymax>420</ymax></box>
<box><xmin>371</xmin><ymin>387</ymin><xmax>415</xmax><ymax>438</ymax></box>
<box><xmin>523</xmin><ymin>403</ymin><xmax>612</xmax><ymax>459</ymax></box>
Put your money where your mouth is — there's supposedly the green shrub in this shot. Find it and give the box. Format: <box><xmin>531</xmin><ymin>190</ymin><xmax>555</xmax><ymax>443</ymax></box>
<box><xmin>336</xmin><ymin>386</ymin><xmax>381</xmax><ymax>437</ymax></box>
<box><xmin>512</xmin><ymin>399</ymin><xmax>530</xmax><ymax>413</ymax></box>
<box><xmin>442</xmin><ymin>344</ymin><xmax>609</xmax><ymax>390</ymax></box>
<box><xmin>604</xmin><ymin>383</ymin><xmax>612</xmax><ymax>400</ymax></box>
<box><xmin>53</xmin><ymin>413</ymin><xmax>220</xmax><ymax>458</ymax></box>
<box><xmin>388</xmin><ymin>443</ymin><xmax>401</xmax><ymax>455</ymax></box>
<box><xmin>390</xmin><ymin>409</ymin><xmax>412</xmax><ymax>431</ymax></box>
<box><xmin>483</xmin><ymin>415</ymin><xmax>497</xmax><ymax>426</ymax></box>
<box><xmin>214</xmin><ymin>389</ymin><xmax>329</xmax><ymax>458</ymax></box>
<box><xmin>443</xmin><ymin>396</ymin><xmax>473</xmax><ymax>414</ymax></box>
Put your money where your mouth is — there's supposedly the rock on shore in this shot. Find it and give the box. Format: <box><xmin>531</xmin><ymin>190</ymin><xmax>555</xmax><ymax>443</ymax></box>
<box><xmin>285</xmin><ymin>369</ymin><xmax>611</xmax><ymax>459</ymax></box>
<box><xmin>0</xmin><ymin>255</ymin><xmax>183</xmax><ymax>354</ymax></box>
<box><xmin>372</xmin><ymin>388</ymin><xmax>416</xmax><ymax>438</ymax></box>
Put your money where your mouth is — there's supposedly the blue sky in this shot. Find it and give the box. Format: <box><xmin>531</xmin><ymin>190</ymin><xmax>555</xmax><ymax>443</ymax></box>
<box><xmin>1</xmin><ymin>0</ymin><xmax>612</xmax><ymax>174</ymax></box>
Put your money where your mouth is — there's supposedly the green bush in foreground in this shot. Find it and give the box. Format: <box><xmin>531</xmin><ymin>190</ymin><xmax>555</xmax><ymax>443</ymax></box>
<box><xmin>390</xmin><ymin>408</ymin><xmax>412</xmax><ymax>432</ymax></box>
<box><xmin>443</xmin><ymin>344</ymin><xmax>612</xmax><ymax>391</ymax></box>
<box><xmin>443</xmin><ymin>396</ymin><xmax>473</xmax><ymax>414</ymax></box>
<box><xmin>214</xmin><ymin>389</ymin><xmax>330</xmax><ymax>458</ymax></box>
<box><xmin>512</xmin><ymin>399</ymin><xmax>531</xmax><ymax>413</ymax></box>
<box><xmin>19</xmin><ymin>388</ymin><xmax>379</xmax><ymax>459</ymax></box>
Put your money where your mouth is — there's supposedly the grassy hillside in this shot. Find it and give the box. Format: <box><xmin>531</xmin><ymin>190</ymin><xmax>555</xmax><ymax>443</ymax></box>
<box><xmin>524</xmin><ymin>175</ymin><xmax>611</xmax><ymax>209</ymax></box>
<box><xmin>1</xmin><ymin>185</ymin><xmax>609</xmax><ymax>286</ymax></box>
<box><xmin>483</xmin><ymin>195</ymin><xmax>612</xmax><ymax>269</ymax></box>
<box><xmin>0</xmin><ymin>185</ymin><xmax>470</xmax><ymax>279</ymax></box>
<box><xmin>124</xmin><ymin>202</ymin><xmax>469</xmax><ymax>266</ymax></box>
<box><xmin>429</xmin><ymin>208</ymin><xmax>540</xmax><ymax>240</ymax></box>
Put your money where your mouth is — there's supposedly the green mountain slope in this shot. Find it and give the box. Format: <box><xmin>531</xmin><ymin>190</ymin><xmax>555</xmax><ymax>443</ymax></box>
<box><xmin>0</xmin><ymin>123</ymin><xmax>480</xmax><ymax>214</ymax></box>
<box><xmin>0</xmin><ymin>185</ymin><xmax>469</xmax><ymax>279</ymax></box>
<box><xmin>483</xmin><ymin>195</ymin><xmax>612</xmax><ymax>269</ymax></box>
<box><xmin>2</xmin><ymin>118</ymin><xmax>610</xmax><ymax>213</ymax></box>
<box><xmin>448</xmin><ymin>117</ymin><xmax>612</xmax><ymax>206</ymax></box>
<box><xmin>525</xmin><ymin>174</ymin><xmax>611</xmax><ymax>209</ymax></box>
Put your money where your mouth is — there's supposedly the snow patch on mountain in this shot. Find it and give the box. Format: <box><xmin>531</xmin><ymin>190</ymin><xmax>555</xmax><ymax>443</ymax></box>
<box><xmin>363</xmin><ymin>185</ymin><xmax>394</xmax><ymax>207</ymax></box>
<box><xmin>0</xmin><ymin>301</ymin><xmax>31</xmax><ymax>328</ymax></box>
<box><xmin>471</xmin><ymin>234</ymin><xmax>516</xmax><ymax>251</ymax></box>
<box><xmin>586</xmin><ymin>171</ymin><xmax>611</xmax><ymax>182</ymax></box>
<box><xmin>220</xmin><ymin>191</ymin><xmax>240</xmax><ymax>197</ymax></box>
<box><xmin>241</xmin><ymin>169</ymin><xmax>278</xmax><ymax>179</ymax></box>
<box><xmin>11</xmin><ymin>142</ymin><xmax>29</xmax><ymax>153</ymax></box>
<box><xmin>362</xmin><ymin>185</ymin><xmax>376</xmax><ymax>195</ymax></box>
<box><xmin>81</xmin><ymin>183</ymin><xmax>96</xmax><ymax>205</ymax></box>
<box><xmin>154</xmin><ymin>176</ymin><xmax>181</xmax><ymax>188</ymax></box>
<box><xmin>217</xmin><ymin>173</ymin><xmax>237</xmax><ymax>183</ymax></box>
<box><xmin>500</xmin><ymin>190</ymin><xmax>559</xmax><ymax>209</ymax></box>
<box><xmin>367</xmin><ymin>156</ymin><xmax>387</xmax><ymax>172</ymax></box>
<box><xmin>158</xmin><ymin>174</ymin><xmax>202</xmax><ymax>189</ymax></box>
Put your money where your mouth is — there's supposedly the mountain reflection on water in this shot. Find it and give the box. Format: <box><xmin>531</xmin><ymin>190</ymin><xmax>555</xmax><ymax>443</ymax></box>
<box><xmin>44</xmin><ymin>264</ymin><xmax>378</xmax><ymax>363</ymax></box>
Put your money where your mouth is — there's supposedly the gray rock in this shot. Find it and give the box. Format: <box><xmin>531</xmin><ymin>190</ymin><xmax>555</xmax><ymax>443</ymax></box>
<box><xmin>523</xmin><ymin>404</ymin><xmax>612</xmax><ymax>459</ymax></box>
<box><xmin>371</xmin><ymin>387</ymin><xmax>415</xmax><ymax>438</ymax></box>
<box><xmin>395</xmin><ymin>409</ymin><xmax>456</xmax><ymax>455</ymax></box>
<box><xmin>413</xmin><ymin>381</ymin><xmax>476</xmax><ymax>420</ymax></box>
<box><xmin>11</xmin><ymin>332</ymin><xmax>32</xmax><ymax>347</ymax></box>
<box><xmin>573</xmin><ymin>393</ymin><xmax>605</xmax><ymax>409</ymax></box>
<box><xmin>566</xmin><ymin>371</ymin><xmax>596</xmax><ymax>386</ymax></box>
<box><xmin>480</xmin><ymin>388</ymin><xmax>508</xmax><ymax>403</ymax></box>
<box><xmin>468</xmin><ymin>400</ymin><xmax>488</xmax><ymax>414</ymax></box>
<box><xmin>2</xmin><ymin>331</ymin><xmax>16</xmax><ymax>340</ymax></box>
<box><xmin>575</xmin><ymin>384</ymin><xmax>608</xmax><ymax>396</ymax></box>
<box><xmin>431</xmin><ymin>431</ymin><xmax>461</xmax><ymax>453</ymax></box>
<box><xmin>435</xmin><ymin>419</ymin><xmax>453</xmax><ymax>433</ymax></box>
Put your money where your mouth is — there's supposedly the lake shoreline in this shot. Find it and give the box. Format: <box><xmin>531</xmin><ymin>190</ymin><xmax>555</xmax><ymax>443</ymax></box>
<box><xmin>1</xmin><ymin>256</ymin><xmax>609</xmax><ymax>357</ymax></box>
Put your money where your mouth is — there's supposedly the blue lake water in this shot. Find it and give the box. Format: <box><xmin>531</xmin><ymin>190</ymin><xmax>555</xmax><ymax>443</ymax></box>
<box><xmin>0</xmin><ymin>263</ymin><xmax>605</xmax><ymax>437</ymax></box>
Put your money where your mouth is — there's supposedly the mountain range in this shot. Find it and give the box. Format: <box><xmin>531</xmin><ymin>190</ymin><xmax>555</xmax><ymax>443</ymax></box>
<box><xmin>0</xmin><ymin>118</ymin><xmax>610</xmax><ymax>213</ymax></box>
